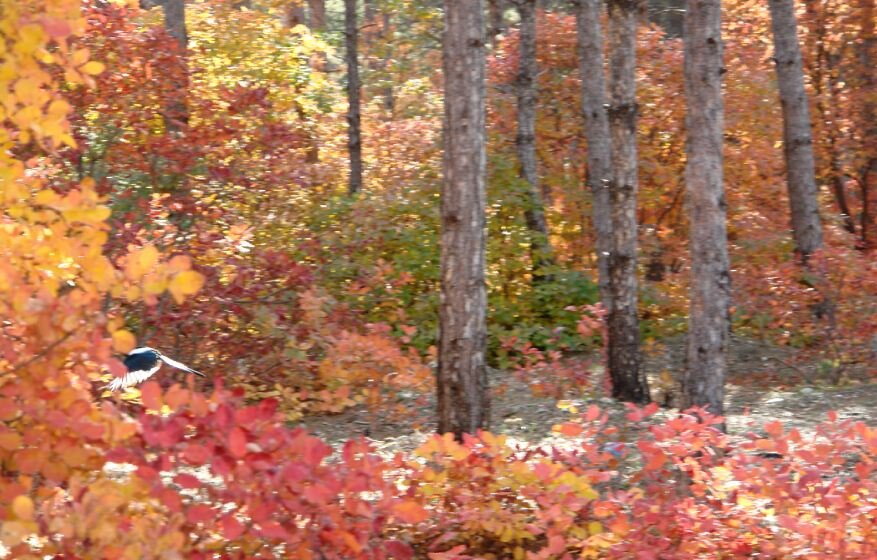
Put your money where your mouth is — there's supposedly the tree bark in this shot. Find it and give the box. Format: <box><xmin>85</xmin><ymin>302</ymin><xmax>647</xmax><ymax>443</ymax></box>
<box><xmin>438</xmin><ymin>0</ymin><xmax>490</xmax><ymax>439</ymax></box>
<box><xmin>512</xmin><ymin>0</ymin><xmax>554</xmax><ymax>279</ymax></box>
<box><xmin>768</xmin><ymin>0</ymin><xmax>824</xmax><ymax>261</ymax></box>
<box><xmin>573</xmin><ymin>0</ymin><xmax>612</xmax><ymax>312</ymax></box>
<box><xmin>606</xmin><ymin>0</ymin><xmax>649</xmax><ymax>403</ymax></box>
<box><xmin>308</xmin><ymin>0</ymin><xmax>326</xmax><ymax>30</ymax></box>
<box><xmin>345</xmin><ymin>0</ymin><xmax>363</xmax><ymax>195</ymax></box>
<box><xmin>681</xmin><ymin>0</ymin><xmax>731</xmax><ymax>421</ymax></box>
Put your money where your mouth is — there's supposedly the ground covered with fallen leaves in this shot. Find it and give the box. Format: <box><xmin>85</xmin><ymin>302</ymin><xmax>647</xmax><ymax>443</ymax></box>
<box><xmin>303</xmin><ymin>335</ymin><xmax>877</xmax><ymax>454</ymax></box>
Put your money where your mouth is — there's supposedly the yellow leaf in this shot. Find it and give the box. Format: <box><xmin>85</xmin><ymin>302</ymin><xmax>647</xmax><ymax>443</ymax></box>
<box><xmin>81</xmin><ymin>61</ymin><xmax>105</xmax><ymax>75</ymax></box>
<box><xmin>112</xmin><ymin>329</ymin><xmax>136</xmax><ymax>353</ymax></box>
<box><xmin>138</xmin><ymin>245</ymin><xmax>159</xmax><ymax>272</ymax></box>
<box><xmin>168</xmin><ymin>270</ymin><xmax>205</xmax><ymax>303</ymax></box>
<box><xmin>11</xmin><ymin>496</ymin><xmax>34</xmax><ymax>520</ymax></box>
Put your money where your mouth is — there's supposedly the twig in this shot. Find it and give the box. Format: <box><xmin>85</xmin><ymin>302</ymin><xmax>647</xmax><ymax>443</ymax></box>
<box><xmin>7</xmin><ymin>330</ymin><xmax>76</xmax><ymax>374</ymax></box>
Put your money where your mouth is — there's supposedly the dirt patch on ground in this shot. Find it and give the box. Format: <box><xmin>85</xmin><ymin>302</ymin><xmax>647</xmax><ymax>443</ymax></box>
<box><xmin>302</xmin><ymin>335</ymin><xmax>877</xmax><ymax>454</ymax></box>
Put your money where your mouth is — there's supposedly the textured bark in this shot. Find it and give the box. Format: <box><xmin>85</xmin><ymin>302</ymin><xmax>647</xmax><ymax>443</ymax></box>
<box><xmin>345</xmin><ymin>0</ymin><xmax>363</xmax><ymax>195</ymax></box>
<box><xmin>768</xmin><ymin>0</ymin><xmax>824</xmax><ymax>261</ymax></box>
<box><xmin>681</xmin><ymin>0</ymin><xmax>731</xmax><ymax>420</ymax></box>
<box><xmin>512</xmin><ymin>0</ymin><xmax>554</xmax><ymax>278</ymax></box>
<box><xmin>308</xmin><ymin>0</ymin><xmax>326</xmax><ymax>30</ymax></box>
<box><xmin>162</xmin><ymin>0</ymin><xmax>187</xmax><ymax>47</ymax></box>
<box><xmin>606</xmin><ymin>0</ymin><xmax>649</xmax><ymax>403</ymax></box>
<box><xmin>438</xmin><ymin>0</ymin><xmax>490</xmax><ymax>439</ymax></box>
<box><xmin>573</xmin><ymin>0</ymin><xmax>612</xmax><ymax>312</ymax></box>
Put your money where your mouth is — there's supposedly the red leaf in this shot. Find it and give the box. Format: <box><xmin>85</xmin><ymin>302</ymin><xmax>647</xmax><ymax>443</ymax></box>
<box><xmin>303</xmin><ymin>484</ymin><xmax>335</xmax><ymax>505</ymax></box>
<box><xmin>136</xmin><ymin>465</ymin><xmax>158</xmax><ymax>481</ymax></box>
<box><xmin>221</xmin><ymin>514</ymin><xmax>245</xmax><ymax>540</ymax></box>
<box><xmin>186</xmin><ymin>504</ymin><xmax>213</xmax><ymax>524</ymax></box>
<box><xmin>228</xmin><ymin>427</ymin><xmax>247</xmax><ymax>458</ymax></box>
<box><xmin>259</xmin><ymin>521</ymin><xmax>289</xmax><ymax>540</ymax></box>
<box><xmin>585</xmin><ymin>405</ymin><xmax>601</xmax><ymax>422</ymax></box>
<box><xmin>182</xmin><ymin>444</ymin><xmax>210</xmax><ymax>465</ymax></box>
<box><xmin>175</xmin><ymin>473</ymin><xmax>201</xmax><ymax>489</ymax></box>
<box><xmin>141</xmin><ymin>381</ymin><xmax>162</xmax><ymax>410</ymax></box>
<box><xmin>385</xmin><ymin>540</ymin><xmax>414</xmax><ymax>560</ymax></box>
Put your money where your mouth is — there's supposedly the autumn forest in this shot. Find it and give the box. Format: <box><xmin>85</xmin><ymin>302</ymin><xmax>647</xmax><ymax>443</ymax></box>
<box><xmin>2</xmin><ymin>0</ymin><xmax>877</xmax><ymax>557</ymax></box>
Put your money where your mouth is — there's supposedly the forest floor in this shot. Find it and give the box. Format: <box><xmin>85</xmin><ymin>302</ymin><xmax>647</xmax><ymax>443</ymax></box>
<box><xmin>303</xmin><ymin>335</ymin><xmax>877</xmax><ymax>454</ymax></box>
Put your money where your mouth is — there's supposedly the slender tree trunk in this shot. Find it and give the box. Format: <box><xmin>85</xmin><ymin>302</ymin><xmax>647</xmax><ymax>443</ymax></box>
<box><xmin>803</xmin><ymin>1</ymin><xmax>857</xmax><ymax>236</ymax></box>
<box><xmin>768</xmin><ymin>0</ymin><xmax>823</xmax><ymax>261</ymax></box>
<box><xmin>438</xmin><ymin>0</ymin><xmax>489</xmax><ymax>439</ymax></box>
<box><xmin>488</xmin><ymin>0</ymin><xmax>507</xmax><ymax>44</ymax></box>
<box><xmin>858</xmin><ymin>0</ymin><xmax>877</xmax><ymax>248</ymax></box>
<box><xmin>681</xmin><ymin>0</ymin><xmax>730</xmax><ymax>421</ymax></box>
<box><xmin>512</xmin><ymin>0</ymin><xmax>554</xmax><ymax>279</ymax></box>
<box><xmin>606</xmin><ymin>0</ymin><xmax>649</xmax><ymax>403</ymax></box>
<box><xmin>345</xmin><ymin>0</ymin><xmax>363</xmax><ymax>195</ymax></box>
<box><xmin>162</xmin><ymin>0</ymin><xmax>187</xmax><ymax>132</ymax></box>
<box><xmin>573</xmin><ymin>0</ymin><xmax>612</xmax><ymax>312</ymax></box>
<box><xmin>140</xmin><ymin>0</ymin><xmax>188</xmax><ymax>132</ymax></box>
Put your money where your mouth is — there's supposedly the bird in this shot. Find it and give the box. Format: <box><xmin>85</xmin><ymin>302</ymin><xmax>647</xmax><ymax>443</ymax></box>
<box><xmin>107</xmin><ymin>347</ymin><xmax>206</xmax><ymax>391</ymax></box>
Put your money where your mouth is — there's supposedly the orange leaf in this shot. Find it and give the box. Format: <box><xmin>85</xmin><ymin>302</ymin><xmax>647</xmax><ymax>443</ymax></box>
<box><xmin>554</xmin><ymin>422</ymin><xmax>583</xmax><ymax>437</ymax></box>
<box><xmin>111</xmin><ymin>329</ymin><xmax>135</xmax><ymax>353</ymax></box>
<box><xmin>11</xmin><ymin>496</ymin><xmax>34</xmax><ymax>520</ymax></box>
<box><xmin>392</xmin><ymin>500</ymin><xmax>428</xmax><ymax>523</ymax></box>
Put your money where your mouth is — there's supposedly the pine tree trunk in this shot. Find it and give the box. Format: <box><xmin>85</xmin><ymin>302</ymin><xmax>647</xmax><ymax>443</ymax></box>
<box><xmin>345</xmin><ymin>0</ymin><xmax>363</xmax><ymax>195</ymax></box>
<box><xmin>437</xmin><ymin>0</ymin><xmax>490</xmax><ymax>439</ymax></box>
<box><xmin>574</xmin><ymin>0</ymin><xmax>612</xmax><ymax>312</ymax></box>
<box><xmin>513</xmin><ymin>0</ymin><xmax>554</xmax><ymax>279</ymax></box>
<box><xmin>681</xmin><ymin>0</ymin><xmax>731</xmax><ymax>420</ymax></box>
<box><xmin>768</xmin><ymin>0</ymin><xmax>823</xmax><ymax>261</ymax></box>
<box><xmin>606</xmin><ymin>0</ymin><xmax>649</xmax><ymax>403</ymax></box>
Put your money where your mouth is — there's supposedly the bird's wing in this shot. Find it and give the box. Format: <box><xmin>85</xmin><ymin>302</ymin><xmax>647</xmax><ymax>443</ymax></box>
<box><xmin>107</xmin><ymin>362</ymin><xmax>162</xmax><ymax>391</ymax></box>
<box><xmin>159</xmin><ymin>354</ymin><xmax>206</xmax><ymax>377</ymax></box>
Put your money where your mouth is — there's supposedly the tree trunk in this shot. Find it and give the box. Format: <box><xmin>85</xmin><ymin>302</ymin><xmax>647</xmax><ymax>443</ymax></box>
<box><xmin>284</xmin><ymin>1</ymin><xmax>306</xmax><ymax>27</ymax></box>
<box><xmin>512</xmin><ymin>0</ymin><xmax>554</xmax><ymax>279</ymax></box>
<box><xmin>438</xmin><ymin>0</ymin><xmax>490</xmax><ymax>439</ymax></box>
<box><xmin>681</xmin><ymin>0</ymin><xmax>731</xmax><ymax>421</ymax></box>
<box><xmin>308</xmin><ymin>0</ymin><xmax>326</xmax><ymax>30</ymax></box>
<box><xmin>488</xmin><ymin>0</ymin><xmax>507</xmax><ymax>44</ymax></box>
<box><xmin>858</xmin><ymin>0</ymin><xmax>877</xmax><ymax>248</ymax></box>
<box><xmin>802</xmin><ymin>0</ymin><xmax>857</xmax><ymax>236</ymax></box>
<box><xmin>345</xmin><ymin>0</ymin><xmax>363</xmax><ymax>195</ymax></box>
<box><xmin>606</xmin><ymin>0</ymin><xmax>649</xmax><ymax>403</ymax></box>
<box><xmin>573</xmin><ymin>0</ymin><xmax>612</xmax><ymax>312</ymax></box>
<box><xmin>768</xmin><ymin>0</ymin><xmax>823</xmax><ymax>261</ymax></box>
<box><xmin>140</xmin><ymin>0</ymin><xmax>188</xmax><ymax>132</ymax></box>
